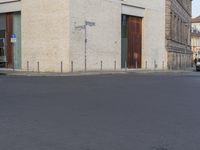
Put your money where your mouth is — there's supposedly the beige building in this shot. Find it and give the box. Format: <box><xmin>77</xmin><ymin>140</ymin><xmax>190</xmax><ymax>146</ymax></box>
<box><xmin>191</xmin><ymin>16</ymin><xmax>200</xmax><ymax>59</ymax></box>
<box><xmin>0</xmin><ymin>0</ymin><xmax>190</xmax><ymax>72</ymax></box>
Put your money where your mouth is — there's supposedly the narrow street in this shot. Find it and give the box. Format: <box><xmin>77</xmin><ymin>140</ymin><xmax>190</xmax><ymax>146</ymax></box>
<box><xmin>0</xmin><ymin>72</ymin><xmax>200</xmax><ymax>150</ymax></box>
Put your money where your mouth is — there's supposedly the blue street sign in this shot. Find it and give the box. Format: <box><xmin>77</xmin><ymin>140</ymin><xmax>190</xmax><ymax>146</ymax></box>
<box><xmin>11</xmin><ymin>34</ymin><xmax>16</xmax><ymax>38</ymax></box>
<box><xmin>11</xmin><ymin>34</ymin><xmax>17</xmax><ymax>43</ymax></box>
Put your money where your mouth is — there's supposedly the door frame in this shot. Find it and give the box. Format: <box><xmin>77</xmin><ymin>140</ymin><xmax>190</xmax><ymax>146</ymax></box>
<box><xmin>121</xmin><ymin>15</ymin><xmax>142</xmax><ymax>69</ymax></box>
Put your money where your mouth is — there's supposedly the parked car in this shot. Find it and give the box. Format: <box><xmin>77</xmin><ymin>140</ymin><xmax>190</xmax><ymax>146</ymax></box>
<box><xmin>196</xmin><ymin>58</ymin><xmax>200</xmax><ymax>71</ymax></box>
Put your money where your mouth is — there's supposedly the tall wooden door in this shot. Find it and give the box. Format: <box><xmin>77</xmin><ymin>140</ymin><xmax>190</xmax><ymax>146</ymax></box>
<box><xmin>6</xmin><ymin>13</ymin><xmax>13</xmax><ymax>68</ymax></box>
<box><xmin>127</xmin><ymin>16</ymin><xmax>142</xmax><ymax>68</ymax></box>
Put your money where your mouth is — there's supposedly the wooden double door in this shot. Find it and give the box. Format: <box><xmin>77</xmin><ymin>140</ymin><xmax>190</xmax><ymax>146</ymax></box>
<box><xmin>127</xmin><ymin>16</ymin><xmax>142</xmax><ymax>68</ymax></box>
<box><xmin>0</xmin><ymin>13</ymin><xmax>13</xmax><ymax>68</ymax></box>
<box><xmin>122</xmin><ymin>15</ymin><xmax>142</xmax><ymax>68</ymax></box>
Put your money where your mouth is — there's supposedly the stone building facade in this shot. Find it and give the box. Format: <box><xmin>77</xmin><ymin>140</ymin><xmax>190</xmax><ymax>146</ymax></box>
<box><xmin>191</xmin><ymin>16</ymin><xmax>200</xmax><ymax>60</ymax></box>
<box><xmin>165</xmin><ymin>0</ymin><xmax>192</xmax><ymax>70</ymax></box>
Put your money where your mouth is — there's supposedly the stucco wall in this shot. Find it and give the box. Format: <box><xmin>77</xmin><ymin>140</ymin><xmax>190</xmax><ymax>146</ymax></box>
<box><xmin>21</xmin><ymin>0</ymin><xmax>70</xmax><ymax>72</ymax></box>
<box><xmin>13</xmin><ymin>12</ymin><xmax>21</xmax><ymax>69</ymax></box>
<box><xmin>0</xmin><ymin>0</ymin><xmax>21</xmax><ymax>13</ymax></box>
<box><xmin>69</xmin><ymin>0</ymin><xmax>121</xmax><ymax>71</ymax></box>
<box><xmin>1</xmin><ymin>0</ymin><xmax>166</xmax><ymax>72</ymax></box>
<box><xmin>138</xmin><ymin>0</ymin><xmax>166</xmax><ymax>70</ymax></box>
<box><xmin>70</xmin><ymin>0</ymin><xmax>166</xmax><ymax>71</ymax></box>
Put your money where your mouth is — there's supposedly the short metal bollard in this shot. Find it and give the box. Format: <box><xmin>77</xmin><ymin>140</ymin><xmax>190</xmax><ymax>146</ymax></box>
<box><xmin>154</xmin><ymin>60</ymin><xmax>157</xmax><ymax>70</ymax></box>
<box><xmin>145</xmin><ymin>61</ymin><xmax>148</xmax><ymax>70</ymax></box>
<box><xmin>71</xmin><ymin>61</ymin><xmax>73</xmax><ymax>72</ymax></box>
<box><xmin>37</xmin><ymin>61</ymin><xmax>40</xmax><ymax>73</ymax></box>
<box><xmin>27</xmin><ymin>61</ymin><xmax>29</xmax><ymax>72</ymax></box>
<box><xmin>61</xmin><ymin>61</ymin><xmax>63</xmax><ymax>73</ymax></box>
<box><xmin>162</xmin><ymin>61</ymin><xmax>165</xmax><ymax>70</ymax></box>
<box><xmin>13</xmin><ymin>64</ymin><xmax>15</xmax><ymax>72</ymax></box>
<box><xmin>125</xmin><ymin>60</ymin><xmax>127</xmax><ymax>71</ymax></box>
<box><xmin>114</xmin><ymin>61</ymin><xmax>116</xmax><ymax>71</ymax></box>
<box><xmin>136</xmin><ymin>61</ymin><xmax>138</xmax><ymax>69</ymax></box>
<box><xmin>100</xmin><ymin>61</ymin><xmax>103</xmax><ymax>71</ymax></box>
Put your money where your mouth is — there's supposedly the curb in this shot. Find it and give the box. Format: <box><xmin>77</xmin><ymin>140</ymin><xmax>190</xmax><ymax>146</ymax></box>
<box><xmin>0</xmin><ymin>68</ymin><xmax>196</xmax><ymax>77</ymax></box>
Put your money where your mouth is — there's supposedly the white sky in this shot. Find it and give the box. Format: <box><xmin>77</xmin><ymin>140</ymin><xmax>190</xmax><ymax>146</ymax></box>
<box><xmin>192</xmin><ymin>0</ymin><xmax>200</xmax><ymax>18</ymax></box>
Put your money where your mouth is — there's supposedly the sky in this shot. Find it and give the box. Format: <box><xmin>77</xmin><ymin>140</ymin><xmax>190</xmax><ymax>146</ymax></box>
<box><xmin>192</xmin><ymin>0</ymin><xmax>200</xmax><ymax>18</ymax></box>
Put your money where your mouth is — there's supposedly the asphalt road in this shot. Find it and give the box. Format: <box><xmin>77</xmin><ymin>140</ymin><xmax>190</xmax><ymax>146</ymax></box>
<box><xmin>0</xmin><ymin>72</ymin><xmax>200</xmax><ymax>150</ymax></box>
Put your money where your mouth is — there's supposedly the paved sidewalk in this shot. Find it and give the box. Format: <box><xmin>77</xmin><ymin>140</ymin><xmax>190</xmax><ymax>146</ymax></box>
<box><xmin>0</xmin><ymin>68</ymin><xmax>196</xmax><ymax>77</ymax></box>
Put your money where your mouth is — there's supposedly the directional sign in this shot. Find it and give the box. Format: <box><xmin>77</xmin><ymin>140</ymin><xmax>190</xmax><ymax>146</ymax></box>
<box><xmin>85</xmin><ymin>21</ymin><xmax>95</xmax><ymax>26</ymax></box>
<box><xmin>11</xmin><ymin>34</ymin><xmax>16</xmax><ymax>38</ymax></box>
<box><xmin>11</xmin><ymin>34</ymin><xmax>17</xmax><ymax>43</ymax></box>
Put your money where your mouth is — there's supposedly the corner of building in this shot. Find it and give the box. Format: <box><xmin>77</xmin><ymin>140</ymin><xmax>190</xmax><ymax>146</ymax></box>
<box><xmin>21</xmin><ymin>0</ymin><xmax>70</xmax><ymax>72</ymax></box>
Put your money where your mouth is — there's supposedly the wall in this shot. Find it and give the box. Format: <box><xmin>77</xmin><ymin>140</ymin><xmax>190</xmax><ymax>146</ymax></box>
<box><xmin>139</xmin><ymin>0</ymin><xmax>166</xmax><ymax>70</ymax></box>
<box><xmin>69</xmin><ymin>0</ymin><xmax>121</xmax><ymax>71</ymax></box>
<box><xmin>0</xmin><ymin>0</ymin><xmax>21</xmax><ymax>13</ymax></box>
<box><xmin>69</xmin><ymin>0</ymin><xmax>166</xmax><ymax>71</ymax></box>
<box><xmin>192</xmin><ymin>22</ymin><xmax>200</xmax><ymax>59</ymax></box>
<box><xmin>166</xmin><ymin>0</ymin><xmax>192</xmax><ymax>69</ymax></box>
<box><xmin>13</xmin><ymin>12</ymin><xmax>21</xmax><ymax>69</ymax></box>
<box><xmin>21</xmin><ymin>0</ymin><xmax>70</xmax><ymax>72</ymax></box>
<box><xmin>1</xmin><ymin>0</ymin><xmax>167</xmax><ymax>72</ymax></box>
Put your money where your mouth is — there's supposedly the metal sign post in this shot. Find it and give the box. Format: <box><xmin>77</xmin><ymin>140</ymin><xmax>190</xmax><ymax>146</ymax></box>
<box><xmin>11</xmin><ymin>34</ymin><xmax>16</xmax><ymax>71</ymax></box>
<box><xmin>75</xmin><ymin>21</ymin><xmax>95</xmax><ymax>72</ymax></box>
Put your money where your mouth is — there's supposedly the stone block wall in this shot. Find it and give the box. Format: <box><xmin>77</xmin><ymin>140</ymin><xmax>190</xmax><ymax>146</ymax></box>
<box><xmin>166</xmin><ymin>0</ymin><xmax>193</xmax><ymax>69</ymax></box>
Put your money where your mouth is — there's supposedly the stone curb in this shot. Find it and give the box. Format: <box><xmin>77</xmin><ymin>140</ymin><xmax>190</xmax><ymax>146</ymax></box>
<box><xmin>0</xmin><ymin>68</ymin><xmax>196</xmax><ymax>77</ymax></box>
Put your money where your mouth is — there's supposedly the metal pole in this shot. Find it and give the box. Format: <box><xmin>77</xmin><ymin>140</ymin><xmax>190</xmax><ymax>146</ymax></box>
<box><xmin>12</xmin><ymin>43</ymin><xmax>15</xmax><ymax>71</ymax></box>
<box><xmin>37</xmin><ymin>61</ymin><xmax>40</xmax><ymax>73</ymax></box>
<box><xmin>84</xmin><ymin>23</ymin><xmax>87</xmax><ymax>72</ymax></box>
<box><xmin>177</xmin><ymin>54</ymin><xmax>180</xmax><ymax>70</ymax></box>
<box><xmin>27</xmin><ymin>61</ymin><xmax>29</xmax><ymax>72</ymax></box>
<box><xmin>145</xmin><ymin>61</ymin><xmax>148</xmax><ymax>70</ymax></box>
<box><xmin>162</xmin><ymin>61</ymin><xmax>165</xmax><ymax>70</ymax></box>
<box><xmin>185</xmin><ymin>46</ymin><xmax>187</xmax><ymax>70</ymax></box>
<box><xmin>75</xmin><ymin>21</ymin><xmax>95</xmax><ymax>72</ymax></box>
<box><xmin>185</xmin><ymin>24</ymin><xmax>188</xmax><ymax>70</ymax></box>
<box><xmin>114</xmin><ymin>61</ymin><xmax>116</xmax><ymax>71</ymax></box>
<box><xmin>101</xmin><ymin>61</ymin><xmax>103</xmax><ymax>71</ymax></box>
<box><xmin>71</xmin><ymin>61</ymin><xmax>73</xmax><ymax>72</ymax></box>
<box><xmin>125</xmin><ymin>60</ymin><xmax>127</xmax><ymax>71</ymax></box>
<box><xmin>61</xmin><ymin>61</ymin><xmax>63</xmax><ymax>73</ymax></box>
<box><xmin>136</xmin><ymin>60</ymin><xmax>138</xmax><ymax>69</ymax></box>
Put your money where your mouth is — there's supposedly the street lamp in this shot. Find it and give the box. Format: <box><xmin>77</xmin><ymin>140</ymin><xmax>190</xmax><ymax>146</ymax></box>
<box><xmin>75</xmin><ymin>21</ymin><xmax>96</xmax><ymax>72</ymax></box>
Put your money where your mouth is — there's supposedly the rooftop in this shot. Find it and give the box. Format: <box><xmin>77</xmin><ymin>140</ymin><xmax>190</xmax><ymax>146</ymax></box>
<box><xmin>192</xmin><ymin>16</ymin><xmax>200</xmax><ymax>23</ymax></box>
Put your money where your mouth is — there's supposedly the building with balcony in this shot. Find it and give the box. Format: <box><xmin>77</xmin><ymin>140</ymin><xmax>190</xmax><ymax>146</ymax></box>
<box><xmin>191</xmin><ymin>16</ymin><xmax>200</xmax><ymax>60</ymax></box>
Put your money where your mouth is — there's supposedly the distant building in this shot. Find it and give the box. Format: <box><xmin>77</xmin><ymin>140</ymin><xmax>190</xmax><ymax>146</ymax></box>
<box><xmin>165</xmin><ymin>0</ymin><xmax>192</xmax><ymax>69</ymax></box>
<box><xmin>191</xmin><ymin>16</ymin><xmax>200</xmax><ymax>59</ymax></box>
<box><xmin>0</xmin><ymin>0</ymin><xmax>192</xmax><ymax>72</ymax></box>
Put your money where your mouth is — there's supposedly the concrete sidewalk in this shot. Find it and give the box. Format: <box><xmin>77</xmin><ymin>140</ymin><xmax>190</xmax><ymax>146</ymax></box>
<box><xmin>0</xmin><ymin>68</ymin><xmax>196</xmax><ymax>77</ymax></box>
<box><xmin>0</xmin><ymin>69</ymin><xmax>126</xmax><ymax>77</ymax></box>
